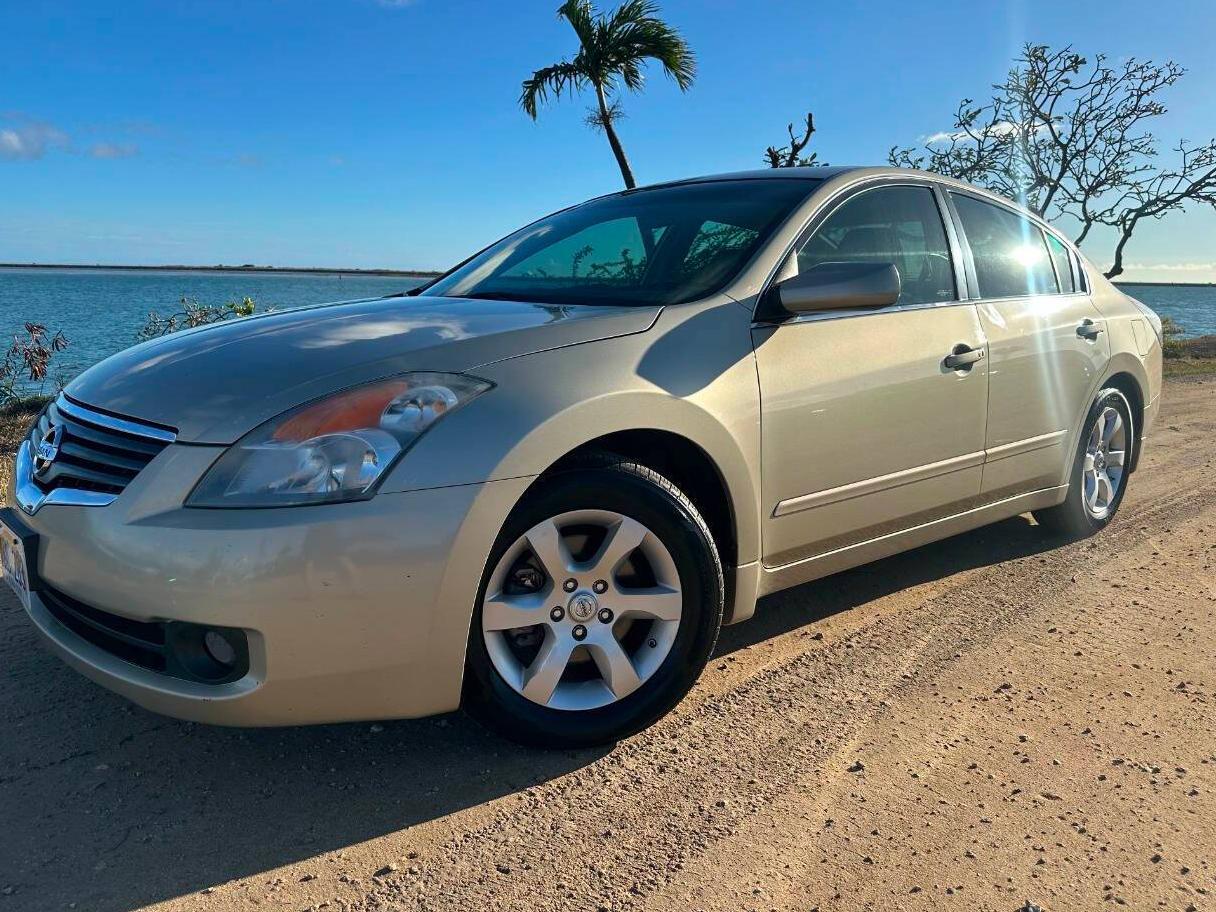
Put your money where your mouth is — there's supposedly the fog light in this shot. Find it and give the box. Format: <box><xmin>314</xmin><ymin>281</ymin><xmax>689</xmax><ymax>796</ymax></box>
<box><xmin>203</xmin><ymin>630</ymin><xmax>237</xmax><ymax>667</ymax></box>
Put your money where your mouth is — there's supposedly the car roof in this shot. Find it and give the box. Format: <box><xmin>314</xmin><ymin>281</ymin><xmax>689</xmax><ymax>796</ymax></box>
<box><xmin>631</xmin><ymin>165</ymin><xmax>1014</xmax><ymax>199</ymax></box>
<box><xmin>636</xmin><ymin>165</ymin><xmax>861</xmax><ymax>188</ymax></box>
<box><xmin>632</xmin><ymin>165</ymin><xmax>1057</xmax><ymax>229</ymax></box>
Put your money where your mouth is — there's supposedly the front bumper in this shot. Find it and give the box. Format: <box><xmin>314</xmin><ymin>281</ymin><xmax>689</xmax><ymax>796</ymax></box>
<box><xmin>8</xmin><ymin>443</ymin><xmax>531</xmax><ymax>726</ymax></box>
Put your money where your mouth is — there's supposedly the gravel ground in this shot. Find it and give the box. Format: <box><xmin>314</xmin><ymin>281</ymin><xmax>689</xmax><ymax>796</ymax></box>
<box><xmin>1</xmin><ymin>377</ymin><xmax>1212</xmax><ymax>912</ymax></box>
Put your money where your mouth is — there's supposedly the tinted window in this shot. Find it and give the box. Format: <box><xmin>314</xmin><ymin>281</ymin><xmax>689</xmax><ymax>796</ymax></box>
<box><xmin>952</xmin><ymin>194</ymin><xmax>1058</xmax><ymax>298</ymax></box>
<box><xmin>1045</xmin><ymin>232</ymin><xmax>1076</xmax><ymax>293</ymax></box>
<box><xmin>423</xmin><ymin>179</ymin><xmax>816</xmax><ymax>307</ymax></box>
<box><xmin>504</xmin><ymin>218</ymin><xmax>647</xmax><ymax>282</ymax></box>
<box><xmin>797</xmin><ymin>186</ymin><xmax>955</xmax><ymax>306</ymax></box>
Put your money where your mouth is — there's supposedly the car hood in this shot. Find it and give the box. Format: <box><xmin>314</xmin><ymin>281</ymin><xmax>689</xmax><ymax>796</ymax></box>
<box><xmin>66</xmin><ymin>296</ymin><xmax>660</xmax><ymax>443</ymax></box>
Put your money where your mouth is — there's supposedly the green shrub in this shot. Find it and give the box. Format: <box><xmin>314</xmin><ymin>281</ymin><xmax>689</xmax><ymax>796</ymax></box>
<box><xmin>137</xmin><ymin>296</ymin><xmax>260</xmax><ymax>341</ymax></box>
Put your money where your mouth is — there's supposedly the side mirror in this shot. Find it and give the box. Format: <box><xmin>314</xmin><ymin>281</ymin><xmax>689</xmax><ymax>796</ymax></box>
<box><xmin>763</xmin><ymin>261</ymin><xmax>901</xmax><ymax>318</ymax></box>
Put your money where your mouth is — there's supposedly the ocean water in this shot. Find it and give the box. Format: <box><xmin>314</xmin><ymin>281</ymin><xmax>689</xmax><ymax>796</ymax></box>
<box><xmin>1</xmin><ymin>267</ymin><xmax>423</xmax><ymax>396</ymax></box>
<box><xmin>1</xmin><ymin>268</ymin><xmax>1213</xmax><ymax>397</ymax></box>
<box><xmin>1119</xmin><ymin>283</ymin><xmax>1216</xmax><ymax>337</ymax></box>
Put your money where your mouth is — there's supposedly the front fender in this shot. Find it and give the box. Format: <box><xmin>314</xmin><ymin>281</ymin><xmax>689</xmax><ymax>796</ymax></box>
<box><xmin>379</xmin><ymin>298</ymin><xmax>764</xmax><ymax>566</ymax></box>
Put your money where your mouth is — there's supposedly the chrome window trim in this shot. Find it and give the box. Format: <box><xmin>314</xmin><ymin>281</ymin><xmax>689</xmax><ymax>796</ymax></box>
<box><xmin>56</xmin><ymin>395</ymin><xmax>177</xmax><ymax>443</ymax></box>
<box><xmin>13</xmin><ymin>440</ymin><xmax>119</xmax><ymax>515</ymax></box>
<box><xmin>753</xmin><ymin>296</ymin><xmax>979</xmax><ymax>328</ymax></box>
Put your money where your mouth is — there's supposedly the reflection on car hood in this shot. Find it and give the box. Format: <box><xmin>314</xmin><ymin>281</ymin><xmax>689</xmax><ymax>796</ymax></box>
<box><xmin>66</xmin><ymin>296</ymin><xmax>660</xmax><ymax>443</ymax></box>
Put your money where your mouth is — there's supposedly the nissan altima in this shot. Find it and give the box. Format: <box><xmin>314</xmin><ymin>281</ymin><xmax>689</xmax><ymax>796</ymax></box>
<box><xmin>1</xmin><ymin>166</ymin><xmax>1163</xmax><ymax>746</ymax></box>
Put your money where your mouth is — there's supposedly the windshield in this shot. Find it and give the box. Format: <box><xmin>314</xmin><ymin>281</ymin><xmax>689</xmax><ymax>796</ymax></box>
<box><xmin>421</xmin><ymin>179</ymin><xmax>817</xmax><ymax>307</ymax></box>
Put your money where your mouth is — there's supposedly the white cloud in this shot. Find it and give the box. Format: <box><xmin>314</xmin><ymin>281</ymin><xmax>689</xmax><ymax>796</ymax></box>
<box><xmin>1124</xmin><ymin>262</ymin><xmax>1216</xmax><ymax>272</ymax></box>
<box><xmin>90</xmin><ymin>142</ymin><xmax>139</xmax><ymax>159</ymax></box>
<box><xmin>375</xmin><ymin>0</ymin><xmax>417</xmax><ymax>6</ymax></box>
<box><xmin>0</xmin><ymin>118</ymin><xmax>69</xmax><ymax>161</ymax></box>
<box><xmin>923</xmin><ymin>121</ymin><xmax>1043</xmax><ymax>145</ymax></box>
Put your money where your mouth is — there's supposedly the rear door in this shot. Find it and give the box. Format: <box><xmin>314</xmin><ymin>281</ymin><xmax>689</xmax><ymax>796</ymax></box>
<box><xmin>754</xmin><ymin>182</ymin><xmax>989</xmax><ymax>570</ymax></box>
<box><xmin>947</xmin><ymin>192</ymin><xmax>1110</xmax><ymax>498</ymax></box>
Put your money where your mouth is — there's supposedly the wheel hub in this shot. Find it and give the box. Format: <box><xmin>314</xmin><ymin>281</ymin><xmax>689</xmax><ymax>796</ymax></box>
<box><xmin>567</xmin><ymin>591</ymin><xmax>599</xmax><ymax>623</ymax></box>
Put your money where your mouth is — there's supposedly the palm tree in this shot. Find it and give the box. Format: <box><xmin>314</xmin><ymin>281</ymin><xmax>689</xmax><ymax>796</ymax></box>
<box><xmin>520</xmin><ymin>0</ymin><xmax>696</xmax><ymax>189</ymax></box>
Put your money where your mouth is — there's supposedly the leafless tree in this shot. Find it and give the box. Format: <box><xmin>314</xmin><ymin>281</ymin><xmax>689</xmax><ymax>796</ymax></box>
<box><xmin>890</xmin><ymin>44</ymin><xmax>1216</xmax><ymax>278</ymax></box>
<box><xmin>765</xmin><ymin>113</ymin><xmax>824</xmax><ymax>168</ymax></box>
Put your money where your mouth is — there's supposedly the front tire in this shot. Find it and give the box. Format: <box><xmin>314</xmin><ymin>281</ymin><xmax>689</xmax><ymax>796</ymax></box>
<box><xmin>463</xmin><ymin>457</ymin><xmax>723</xmax><ymax>748</ymax></box>
<box><xmin>1034</xmin><ymin>387</ymin><xmax>1134</xmax><ymax>539</ymax></box>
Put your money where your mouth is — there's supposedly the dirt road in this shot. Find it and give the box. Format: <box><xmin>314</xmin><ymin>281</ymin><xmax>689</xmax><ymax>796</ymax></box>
<box><xmin>2</xmin><ymin>378</ymin><xmax>1213</xmax><ymax>912</ymax></box>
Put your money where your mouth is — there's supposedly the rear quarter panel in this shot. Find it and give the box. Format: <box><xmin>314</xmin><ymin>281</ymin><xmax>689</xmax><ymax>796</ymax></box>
<box><xmin>1085</xmin><ymin>266</ymin><xmax>1164</xmax><ymax>440</ymax></box>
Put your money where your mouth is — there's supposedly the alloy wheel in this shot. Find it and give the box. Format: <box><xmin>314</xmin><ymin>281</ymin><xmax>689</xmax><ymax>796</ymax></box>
<box><xmin>481</xmin><ymin>509</ymin><xmax>683</xmax><ymax>711</ymax></box>
<box><xmin>1083</xmin><ymin>405</ymin><xmax>1128</xmax><ymax>519</ymax></box>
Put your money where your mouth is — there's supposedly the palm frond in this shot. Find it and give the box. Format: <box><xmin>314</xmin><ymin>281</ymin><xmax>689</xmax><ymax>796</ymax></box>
<box><xmin>557</xmin><ymin>0</ymin><xmax>597</xmax><ymax>47</ymax></box>
<box><xmin>520</xmin><ymin>60</ymin><xmax>585</xmax><ymax>118</ymax></box>
<box><xmin>606</xmin><ymin>12</ymin><xmax>696</xmax><ymax>91</ymax></box>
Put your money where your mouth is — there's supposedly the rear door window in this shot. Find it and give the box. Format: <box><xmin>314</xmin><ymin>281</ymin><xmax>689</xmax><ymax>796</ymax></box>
<box><xmin>951</xmin><ymin>194</ymin><xmax>1058</xmax><ymax>298</ymax></box>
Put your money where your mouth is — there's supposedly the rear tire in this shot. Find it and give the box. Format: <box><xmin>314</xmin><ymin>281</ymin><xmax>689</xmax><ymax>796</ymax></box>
<box><xmin>1034</xmin><ymin>388</ymin><xmax>1134</xmax><ymax>540</ymax></box>
<box><xmin>463</xmin><ymin>456</ymin><xmax>723</xmax><ymax>748</ymax></box>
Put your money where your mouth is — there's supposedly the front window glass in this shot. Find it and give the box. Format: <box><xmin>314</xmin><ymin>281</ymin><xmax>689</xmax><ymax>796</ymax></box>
<box><xmin>952</xmin><ymin>194</ymin><xmax>1059</xmax><ymax>298</ymax></box>
<box><xmin>422</xmin><ymin>180</ymin><xmax>816</xmax><ymax>307</ymax></box>
<box><xmin>797</xmin><ymin>186</ymin><xmax>955</xmax><ymax>306</ymax></box>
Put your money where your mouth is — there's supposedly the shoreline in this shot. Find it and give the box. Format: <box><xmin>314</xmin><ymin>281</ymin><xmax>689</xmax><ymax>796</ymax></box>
<box><xmin>0</xmin><ymin>262</ymin><xmax>442</xmax><ymax>278</ymax></box>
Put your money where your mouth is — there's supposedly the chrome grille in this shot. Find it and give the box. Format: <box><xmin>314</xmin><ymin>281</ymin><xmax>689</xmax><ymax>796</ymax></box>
<box><xmin>28</xmin><ymin>395</ymin><xmax>176</xmax><ymax>498</ymax></box>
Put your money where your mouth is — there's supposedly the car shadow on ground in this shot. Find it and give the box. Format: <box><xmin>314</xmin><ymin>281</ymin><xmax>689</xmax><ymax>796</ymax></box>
<box><xmin>717</xmin><ymin>512</ymin><xmax>1061</xmax><ymax>654</ymax></box>
<box><xmin>0</xmin><ymin>514</ymin><xmax>1063</xmax><ymax>912</ymax></box>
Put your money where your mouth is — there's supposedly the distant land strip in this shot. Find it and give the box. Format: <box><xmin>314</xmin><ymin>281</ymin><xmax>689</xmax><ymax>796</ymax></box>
<box><xmin>1</xmin><ymin>263</ymin><xmax>1212</xmax><ymax>287</ymax></box>
<box><xmin>0</xmin><ymin>262</ymin><xmax>443</xmax><ymax>278</ymax></box>
<box><xmin>1112</xmin><ymin>280</ymin><xmax>1216</xmax><ymax>287</ymax></box>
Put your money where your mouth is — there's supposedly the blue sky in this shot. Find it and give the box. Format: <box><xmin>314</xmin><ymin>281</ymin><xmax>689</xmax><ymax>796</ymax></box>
<box><xmin>2</xmin><ymin>0</ymin><xmax>1214</xmax><ymax>281</ymax></box>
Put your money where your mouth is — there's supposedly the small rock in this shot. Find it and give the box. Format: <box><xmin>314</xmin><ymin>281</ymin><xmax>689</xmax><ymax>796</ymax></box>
<box><xmin>369</xmin><ymin>724</ymin><xmax>384</xmax><ymax>733</ymax></box>
<box><xmin>373</xmin><ymin>864</ymin><xmax>396</xmax><ymax>877</ymax></box>
<box><xmin>847</xmin><ymin>761</ymin><xmax>865</xmax><ymax>773</ymax></box>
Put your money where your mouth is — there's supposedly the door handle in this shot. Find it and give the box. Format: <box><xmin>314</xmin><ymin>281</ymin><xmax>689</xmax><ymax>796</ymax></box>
<box><xmin>943</xmin><ymin>344</ymin><xmax>985</xmax><ymax>371</ymax></box>
<box><xmin>1077</xmin><ymin>319</ymin><xmax>1104</xmax><ymax>340</ymax></box>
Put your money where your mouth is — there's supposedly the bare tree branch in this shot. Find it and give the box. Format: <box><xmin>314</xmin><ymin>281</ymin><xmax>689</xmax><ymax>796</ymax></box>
<box><xmin>891</xmin><ymin>43</ymin><xmax>1216</xmax><ymax>277</ymax></box>
<box><xmin>765</xmin><ymin>113</ymin><xmax>824</xmax><ymax>168</ymax></box>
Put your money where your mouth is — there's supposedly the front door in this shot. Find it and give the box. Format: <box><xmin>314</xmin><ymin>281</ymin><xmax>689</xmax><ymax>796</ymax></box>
<box><xmin>754</xmin><ymin>184</ymin><xmax>989</xmax><ymax>569</ymax></box>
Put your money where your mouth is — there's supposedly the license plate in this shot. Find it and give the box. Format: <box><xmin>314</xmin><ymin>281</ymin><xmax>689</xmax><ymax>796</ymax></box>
<box><xmin>0</xmin><ymin>516</ymin><xmax>32</xmax><ymax>613</ymax></box>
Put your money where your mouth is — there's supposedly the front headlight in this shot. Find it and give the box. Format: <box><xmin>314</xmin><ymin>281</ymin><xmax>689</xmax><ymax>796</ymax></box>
<box><xmin>187</xmin><ymin>372</ymin><xmax>491</xmax><ymax>508</ymax></box>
